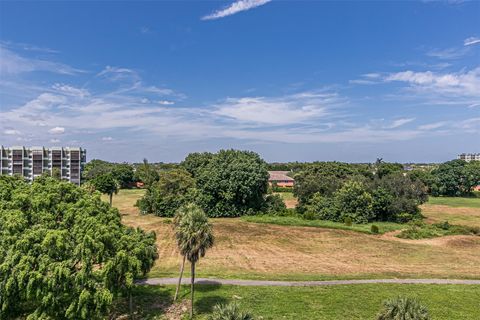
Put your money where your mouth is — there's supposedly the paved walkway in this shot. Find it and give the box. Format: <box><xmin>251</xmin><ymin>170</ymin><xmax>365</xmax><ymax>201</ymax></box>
<box><xmin>138</xmin><ymin>278</ymin><xmax>480</xmax><ymax>287</ymax></box>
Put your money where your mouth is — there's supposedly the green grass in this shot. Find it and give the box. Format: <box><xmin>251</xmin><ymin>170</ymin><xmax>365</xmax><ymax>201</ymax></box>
<box><xmin>273</xmin><ymin>192</ymin><xmax>296</xmax><ymax>200</ymax></box>
<box><xmin>397</xmin><ymin>221</ymin><xmax>480</xmax><ymax>240</ymax></box>
<box><xmin>125</xmin><ymin>284</ymin><xmax>480</xmax><ymax>319</ymax></box>
<box><xmin>428</xmin><ymin>196</ymin><xmax>480</xmax><ymax>208</ymax></box>
<box><xmin>241</xmin><ymin>215</ymin><xmax>405</xmax><ymax>234</ymax></box>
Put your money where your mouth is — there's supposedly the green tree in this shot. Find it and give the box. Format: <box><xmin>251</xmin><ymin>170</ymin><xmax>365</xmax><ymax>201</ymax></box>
<box><xmin>92</xmin><ymin>173</ymin><xmax>119</xmax><ymax>206</ymax></box>
<box><xmin>181</xmin><ymin>152</ymin><xmax>214</xmax><ymax>177</ymax></box>
<box><xmin>195</xmin><ymin>150</ymin><xmax>269</xmax><ymax>217</ymax></box>
<box><xmin>175</xmin><ymin>204</ymin><xmax>214</xmax><ymax>317</ymax></box>
<box><xmin>430</xmin><ymin>159</ymin><xmax>478</xmax><ymax>196</ymax></box>
<box><xmin>293</xmin><ymin>162</ymin><xmax>359</xmax><ymax>210</ymax></box>
<box><xmin>111</xmin><ymin>163</ymin><xmax>135</xmax><ymax>189</ymax></box>
<box><xmin>136</xmin><ymin>169</ymin><xmax>196</xmax><ymax>217</ymax></box>
<box><xmin>374</xmin><ymin>158</ymin><xmax>404</xmax><ymax>179</ymax></box>
<box><xmin>0</xmin><ymin>176</ymin><xmax>157</xmax><ymax>319</ymax></box>
<box><xmin>82</xmin><ymin>159</ymin><xmax>113</xmax><ymax>181</ymax></box>
<box><xmin>334</xmin><ymin>180</ymin><xmax>374</xmax><ymax>223</ymax></box>
<box><xmin>134</xmin><ymin>158</ymin><xmax>160</xmax><ymax>187</ymax></box>
<box><xmin>377</xmin><ymin>296</ymin><xmax>430</xmax><ymax>320</ymax></box>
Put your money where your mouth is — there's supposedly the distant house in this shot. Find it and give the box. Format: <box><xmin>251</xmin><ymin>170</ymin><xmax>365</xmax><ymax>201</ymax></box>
<box><xmin>268</xmin><ymin>171</ymin><xmax>295</xmax><ymax>188</ymax></box>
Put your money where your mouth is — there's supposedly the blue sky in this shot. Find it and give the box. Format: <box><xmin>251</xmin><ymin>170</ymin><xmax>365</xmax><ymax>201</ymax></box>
<box><xmin>1</xmin><ymin>0</ymin><xmax>479</xmax><ymax>163</ymax></box>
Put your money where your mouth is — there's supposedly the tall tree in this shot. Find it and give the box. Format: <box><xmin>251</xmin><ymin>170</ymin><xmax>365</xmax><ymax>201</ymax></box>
<box><xmin>134</xmin><ymin>158</ymin><xmax>159</xmax><ymax>187</ymax></box>
<box><xmin>92</xmin><ymin>173</ymin><xmax>119</xmax><ymax>206</ymax></box>
<box><xmin>172</xmin><ymin>204</ymin><xmax>188</xmax><ymax>301</ymax></box>
<box><xmin>175</xmin><ymin>204</ymin><xmax>214</xmax><ymax>317</ymax></box>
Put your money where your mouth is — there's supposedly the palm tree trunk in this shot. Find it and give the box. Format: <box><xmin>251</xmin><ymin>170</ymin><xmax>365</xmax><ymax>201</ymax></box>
<box><xmin>190</xmin><ymin>261</ymin><xmax>195</xmax><ymax>318</ymax></box>
<box><xmin>129</xmin><ymin>290</ymin><xmax>133</xmax><ymax>319</ymax></box>
<box><xmin>174</xmin><ymin>255</ymin><xmax>186</xmax><ymax>301</ymax></box>
<box><xmin>109</xmin><ymin>193</ymin><xmax>113</xmax><ymax>206</ymax></box>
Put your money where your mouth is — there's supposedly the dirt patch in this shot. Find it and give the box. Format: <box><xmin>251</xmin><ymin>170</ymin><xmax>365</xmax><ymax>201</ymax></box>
<box><xmin>284</xmin><ymin>198</ymin><xmax>298</xmax><ymax>209</ymax></box>
<box><xmin>163</xmin><ymin>299</ymin><xmax>189</xmax><ymax>320</ymax></box>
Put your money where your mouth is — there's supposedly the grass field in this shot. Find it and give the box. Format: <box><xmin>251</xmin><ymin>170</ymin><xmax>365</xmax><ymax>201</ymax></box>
<box><xmin>241</xmin><ymin>215</ymin><xmax>404</xmax><ymax>234</ymax></box>
<box><xmin>428</xmin><ymin>196</ymin><xmax>480</xmax><ymax>208</ymax></box>
<box><xmin>118</xmin><ymin>284</ymin><xmax>480</xmax><ymax>319</ymax></box>
<box><xmin>106</xmin><ymin>190</ymin><xmax>480</xmax><ymax>281</ymax></box>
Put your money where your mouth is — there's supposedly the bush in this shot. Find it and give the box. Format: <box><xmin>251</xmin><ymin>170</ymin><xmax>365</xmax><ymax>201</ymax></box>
<box><xmin>303</xmin><ymin>211</ymin><xmax>317</xmax><ymax>220</ymax></box>
<box><xmin>395</xmin><ymin>212</ymin><xmax>415</xmax><ymax>223</ymax></box>
<box><xmin>305</xmin><ymin>192</ymin><xmax>338</xmax><ymax>221</ymax></box>
<box><xmin>376</xmin><ymin>296</ymin><xmax>430</xmax><ymax>320</ymax></box>
<box><xmin>263</xmin><ymin>194</ymin><xmax>287</xmax><ymax>214</ymax></box>
<box><xmin>334</xmin><ymin>181</ymin><xmax>374</xmax><ymax>224</ymax></box>
<box><xmin>371</xmin><ymin>225</ymin><xmax>379</xmax><ymax>234</ymax></box>
<box><xmin>208</xmin><ymin>302</ymin><xmax>254</xmax><ymax>320</ymax></box>
<box><xmin>344</xmin><ymin>216</ymin><xmax>353</xmax><ymax>226</ymax></box>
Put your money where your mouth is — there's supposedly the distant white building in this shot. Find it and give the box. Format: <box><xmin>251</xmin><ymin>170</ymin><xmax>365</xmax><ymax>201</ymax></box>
<box><xmin>458</xmin><ymin>153</ymin><xmax>480</xmax><ymax>162</ymax></box>
<box><xmin>0</xmin><ymin>146</ymin><xmax>87</xmax><ymax>185</ymax></box>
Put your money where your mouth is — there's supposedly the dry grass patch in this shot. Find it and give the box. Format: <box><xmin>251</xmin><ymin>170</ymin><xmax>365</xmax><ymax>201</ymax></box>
<box><xmin>421</xmin><ymin>204</ymin><xmax>480</xmax><ymax>228</ymax></box>
<box><xmin>108</xmin><ymin>190</ymin><xmax>480</xmax><ymax>280</ymax></box>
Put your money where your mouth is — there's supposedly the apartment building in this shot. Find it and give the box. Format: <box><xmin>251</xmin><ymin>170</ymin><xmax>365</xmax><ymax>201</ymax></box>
<box><xmin>0</xmin><ymin>146</ymin><xmax>87</xmax><ymax>185</ymax></box>
<box><xmin>458</xmin><ymin>153</ymin><xmax>480</xmax><ymax>162</ymax></box>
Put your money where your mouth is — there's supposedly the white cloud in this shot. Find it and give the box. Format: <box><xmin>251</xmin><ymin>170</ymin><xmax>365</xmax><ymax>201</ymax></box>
<box><xmin>48</xmin><ymin>127</ymin><xmax>65</xmax><ymax>134</ymax></box>
<box><xmin>52</xmin><ymin>84</ymin><xmax>89</xmax><ymax>98</ymax></box>
<box><xmin>426</xmin><ymin>47</ymin><xmax>468</xmax><ymax>60</ymax></box>
<box><xmin>50</xmin><ymin>138</ymin><xmax>61</xmax><ymax>143</ymax></box>
<box><xmin>102</xmin><ymin>136</ymin><xmax>114</xmax><ymax>141</ymax></box>
<box><xmin>0</xmin><ymin>45</ymin><xmax>83</xmax><ymax>75</ymax></box>
<box><xmin>158</xmin><ymin>100</ymin><xmax>175</xmax><ymax>105</ymax></box>
<box><xmin>418</xmin><ymin>122</ymin><xmax>447</xmax><ymax>131</ymax></box>
<box><xmin>3</xmin><ymin>129</ymin><xmax>20</xmax><ymax>135</ymax></box>
<box><xmin>464</xmin><ymin>37</ymin><xmax>480</xmax><ymax>46</ymax></box>
<box><xmin>384</xmin><ymin>68</ymin><xmax>480</xmax><ymax>98</ymax></box>
<box><xmin>202</xmin><ymin>0</ymin><xmax>271</xmax><ymax>20</ymax></box>
<box><xmin>386</xmin><ymin>118</ymin><xmax>415</xmax><ymax>129</ymax></box>
<box><xmin>212</xmin><ymin>91</ymin><xmax>343</xmax><ymax>125</ymax></box>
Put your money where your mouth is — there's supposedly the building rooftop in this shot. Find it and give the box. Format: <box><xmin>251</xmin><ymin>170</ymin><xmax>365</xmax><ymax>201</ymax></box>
<box><xmin>268</xmin><ymin>171</ymin><xmax>295</xmax><ymax>181</ymax></box>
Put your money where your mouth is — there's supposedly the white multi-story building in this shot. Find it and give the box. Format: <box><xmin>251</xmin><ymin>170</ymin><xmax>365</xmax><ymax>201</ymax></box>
<box><xmin>0</xmin><ymin>146</ymin><xmax>87</xmax><ymax>185</ymax></box>
<box><xmin>458</xmin><ymin>153</ymin><xmax>480</xmax><ymax>162</ymax></box>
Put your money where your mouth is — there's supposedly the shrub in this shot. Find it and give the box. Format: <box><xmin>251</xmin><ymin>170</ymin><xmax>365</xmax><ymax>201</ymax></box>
<box><xmin>303</xmin><ymin>211</ymin><xmax>317</xmax><ymax>220</ymax></box>
<box><xmin>263</xmin><ymin>194</ymin><xmax>287</xmax><ymax>214</ymax></box>
<box><xmin>395</xmin><ymin>212</ymin><xmax>414</xmax><ymax>223</ymax></box>
<box><xmin>344</xmin><ymin>216</ymin><xmax>353</xmax><ymax>226</ymax></box>
<box><xmin>371</xmin><ymin>225</ymin><xmax>379</xmax><ymax>234</ymax></box>
<box><xmin>334</xmin><ymin>181</ymin><xmax>374</xmax><ymax>224</ymax></box>
<box><xmin>208</xmin><ymin>302</ymin><xmax>254</xmax><ymax>320</ymax></box>
<box><xmin>305</xmin><ymin>192</ymin><xmax>338</xmax><ymax>221</ymax></box>
<box><xmin>376</xmin><ymin>296</ymin><xmax>430</xmax><ymax>320</ymax></box>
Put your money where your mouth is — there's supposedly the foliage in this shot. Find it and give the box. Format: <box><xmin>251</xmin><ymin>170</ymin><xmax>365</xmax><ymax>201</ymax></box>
<box><xmin>174</xmin><ymin>203</ymin><xmax>214</xmax><ymax>317</ymax></box>
<box><xmin>194</xmin><ymin>150</ymin><xmax>269</xmax><ymax>217</ymax></box>
<box><xmin>91</xmin><ymin>173</ymin><xmax>119</xmax><ymax>205</ymax></box>
<box><xmin>82</xmin><ymin>159</ymin><xmax>113</xmax><ymax>181</ymax></box>
<box><xmin>373</xmin><ymin>159</ymin><xmax>404</xmax><ymax>179</ymax></box>
<box><xmin>111</xmin><ymin>164</ymin><xmax>135</xmax><ymax>188</ymax></box>
<box><xmin>134</xmin><ymin>159</ymin><xmax>160</xmax><ymax>187</ymax></box>
<box><xmin>293</xmin><ymin>162</ymin><xmax>360</xmax><ymax>207</ymax></box>
<box><xmin>181</xmin><ymin>152</ymin><xmax>214</xmax><ymax>178</ymax></box>
<box><xmin>376</xmin><ymin>296</ymin><xmax>430</xmax><ymax>320</ymax></box>
<box><xmin>334</xmin><ymin>181</ymin><xmax>374</xmax><ymax>223</ymax></box>
<box><xmin>430</xmin><ymin>160</ymin><xmax>480</xmax><ymax>196</ymax></box>
<box><xmin>263</xmin><ymin>194</ymin><xmax>287</xmax><ymax>214</ymax></box>
<box><xmin>208</xmin><ymin>302</ymin><xmax>254</xmax><ymax>320</ymax></box>
<box><xmin>344</xmin><ymin>216</ymin><xmax>353</xmax><ymax>226</ymax></box>
<box><xmin>135</xmin><ymin>169</ymin><xmax>196</xmax><ymax>217</ymax></box>
<box><xmin>305</xmin><ymin>193</ymin><xmax>337</xmax><ymax>221</ymax></box>
<box><xmin>371</xmin><ymin>225</ymin><xmax>379</xmax><ymax>234</ymax></box>
<box><xmin>397</xmin><ymin>220</ymin><xmax>480</xmax><ymax>239</ymax></box>
<box><xmin>0</xmin><ymin>176</ymin><xmax>157</xmax><ymax>319</ymax></box>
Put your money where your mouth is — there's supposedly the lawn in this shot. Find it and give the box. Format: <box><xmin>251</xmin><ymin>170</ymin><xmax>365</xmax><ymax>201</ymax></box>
<box><xmin>119</xmin><ymin>284</ymin><xmax>480</xmax><ymax>319</ymax></box>
<box><xmin>106</xmin><ymin>189</ymin><xmax>480</xmax><ymax>281</ymax></box>
<box><xmin>428</xmin><ymin>196</ymin><xmax>480</xmax><ymax>208</ymax></box>
<box><xmin>241</xmin><ymin>215</ymin><xmax>404</xmax><ymax>234</ymax></box>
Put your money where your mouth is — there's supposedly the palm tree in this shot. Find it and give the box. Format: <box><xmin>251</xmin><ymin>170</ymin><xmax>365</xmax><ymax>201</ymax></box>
<box><xmin>175</xmin><ymin>204</ymin><xmax>214</xmax><ymax>318</ymax></box>
<box><xmin>173</xmin><ymin>204</ymin><xmax>188</xmax><ymax>301</ymax></box>
<box><xmin>377</xmin><ymin>296</ymin><xmax>430</xmax><ymax>320</ymax></box>
<box><xmin>208</xmin><ymin>302</ymin><xmax>254</xmax><ymax>320</ymax></box>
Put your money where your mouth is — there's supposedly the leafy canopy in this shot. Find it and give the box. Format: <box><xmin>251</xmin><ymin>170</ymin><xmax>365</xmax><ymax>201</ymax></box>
<box><xmin>0</xmin><ymin>176</ymin><xmax>158</xmax><ymax>319</ymax></box>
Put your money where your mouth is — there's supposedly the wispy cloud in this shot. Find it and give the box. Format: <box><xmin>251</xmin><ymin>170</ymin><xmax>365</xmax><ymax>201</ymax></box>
<box><xmin>426</xmin><ymin>47</ymin><xmax>469</xmax><ymax>60</ymax></box>
<box><xmin>385</xmin><ymin>118</ymin><xmax>415</xmax><ymax>129</ymax></box>
<box><xmin>202</xmin><ymin>0</ymin><xmax>271</xmax><ymax>21</ymax></box>
<box><xmin>464</xmin><ymin>36</ymin><xmax>480</xmax><ymax>46</ymax></box>
<box><xmin>0</xmin><ymin>45</ymin><xmax>83</xmax><ymax>75</ymax></box>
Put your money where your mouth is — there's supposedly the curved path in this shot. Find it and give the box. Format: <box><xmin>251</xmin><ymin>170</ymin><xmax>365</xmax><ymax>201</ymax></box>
<box><xmin>139</xmin><ymin>278</ymin><xmax>480</xmax><ymax>287</ymax></box>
